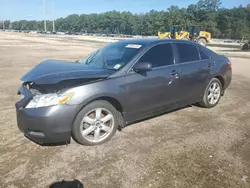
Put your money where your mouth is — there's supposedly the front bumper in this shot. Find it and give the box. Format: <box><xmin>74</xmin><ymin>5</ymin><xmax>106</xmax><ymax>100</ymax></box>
<box><xmin>15</xmin><ymin>86</ymin><xmax>80</xmax><ymax>145</ymax></box>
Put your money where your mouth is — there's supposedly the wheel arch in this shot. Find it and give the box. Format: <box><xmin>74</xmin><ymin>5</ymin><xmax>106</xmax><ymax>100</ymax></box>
<box><xmin>73</xmin><ymin>95</ymin><xmax>126</xmax><ymax>130</ymax></box>
<box><xmin>93</xmin><ymin>96</ymin><xmax>124</xmax><ymax>113</ymax></box>
<box><xmin>214</xmin><ymin>75</ymin><xmax>225</xmax><ymax>95</ymax></box>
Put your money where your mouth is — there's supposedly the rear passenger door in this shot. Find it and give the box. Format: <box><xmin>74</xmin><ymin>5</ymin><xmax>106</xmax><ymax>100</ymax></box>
<box><xmin>173</xmin><ymin>42</ymin><xmax>212</xmax><ymax>104</ymax></box>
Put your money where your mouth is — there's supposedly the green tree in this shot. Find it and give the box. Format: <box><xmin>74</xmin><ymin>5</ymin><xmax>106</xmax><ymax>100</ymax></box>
<box><xmin>7</xmin><ymin>0</ymin><xmax>250</xmax><ymax>39</ymax></box>
<box><xmin>197</xmin><ymin>0</ymin><xmax>222</xmax><ymax>11</ymax></box>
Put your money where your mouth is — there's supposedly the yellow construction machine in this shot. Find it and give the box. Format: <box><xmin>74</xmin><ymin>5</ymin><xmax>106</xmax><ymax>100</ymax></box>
<box><xmin>158</xmin><ymin>25</ymin><xmax>190</xmax><ymax>40</ymax></box>
<box><xmin>188</xmin><ymin>26</ymin><xmax>211</xmax><ymax>46</ymax></box>
<box><xmin>242</xmin><ymin>41</ymin><xmax>250</xmax><ymax>50</ymax></box>
<box><xmin>158</xmin><ymin>25</ymin><xmax>211</xmax><ymax>46</ymax></box>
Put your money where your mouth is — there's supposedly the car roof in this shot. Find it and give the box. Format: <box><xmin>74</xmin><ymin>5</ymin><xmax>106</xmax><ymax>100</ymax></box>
<box><xmin>117</xmin><ymin>38</ymin><xmax>197</xmax><ymax>46</ymax></box>
<box><xmin>116</xmin><ymin>38</ymin><xmax>159</xmax><ymax>46</ymax></box>
<box><xmin>116</xmin><ymin>38</ymin><xmax>217</xmax><ymax>57</ymax></box>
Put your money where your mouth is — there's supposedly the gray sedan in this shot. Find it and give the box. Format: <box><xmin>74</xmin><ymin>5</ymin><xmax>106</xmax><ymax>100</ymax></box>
<box><xmin>15</xmin><ymin>39</ymin><xmax>232</xmax><ymax>145</ymax></box>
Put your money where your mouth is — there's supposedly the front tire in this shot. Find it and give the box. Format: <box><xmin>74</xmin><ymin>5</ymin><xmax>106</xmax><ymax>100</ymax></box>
<box><xmin>198</xmin><ymin>38</ymin><xmax>207</xmax><ymax>46</ymax></box>
<box><xmin>199</xmin><ymin>78</ymin><xmax>222</xmax><ymax>108</ymax></box>
<box><xmin>242</xmin><ymin>43</ymin><xmax>249</xmax><ymax>51</ymax></box>
<box><xmin>72</xmin><ymin>100</ymin><xmax>119</xmax><ymax>146</ymax></box>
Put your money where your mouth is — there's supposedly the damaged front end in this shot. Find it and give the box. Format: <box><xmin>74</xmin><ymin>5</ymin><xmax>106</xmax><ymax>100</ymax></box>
<box><xmin>15</xmin><ymin>59</ymin><xmax>116</xmax><ymax>144</ymax></box>
<box><xmin>18</xmin><ymin>78</ymin><xmax>103</xmax><ymax>109</ymax></box>
<box><xmin>17</xmin><ymin>59</ymin><xmax>116</xmax><ymax>108</ymax></box>
<box><xmin>15</xmin><ymin>80</ymin><xmax>88</xmax><ymax>145</ymax></box>
<box><xmin>17</xmin><ymin>59</ymin><xmax>115</xmax><ymax>108</ymax></box>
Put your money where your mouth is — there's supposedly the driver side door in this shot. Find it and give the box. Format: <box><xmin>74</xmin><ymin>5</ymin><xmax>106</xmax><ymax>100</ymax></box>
<box><xmin>125</xmin><ymin>43</ymin><xmax>181</xmax><ymax>122</ymax></box>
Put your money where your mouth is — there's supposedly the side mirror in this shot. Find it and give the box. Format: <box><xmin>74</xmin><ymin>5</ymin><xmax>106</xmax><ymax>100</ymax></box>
<box><xmin>133</xmin><ymin>62</ymin><xmax>152</xmax><ymax>72</ymax></box>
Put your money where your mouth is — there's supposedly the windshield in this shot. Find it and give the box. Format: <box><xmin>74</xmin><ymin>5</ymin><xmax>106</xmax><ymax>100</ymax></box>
<box><xmin>78</xmin><ymin>42</ymin><xmax>143</xmax><ymax>70</ymax></box>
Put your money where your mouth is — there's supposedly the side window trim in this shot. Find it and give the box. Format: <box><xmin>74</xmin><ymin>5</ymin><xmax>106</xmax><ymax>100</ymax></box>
<box><xmin>173</xmin><ymin>42</ymin><xmax>200</xmax><ymax>64</ymax></box>
<box><xmin>199</xmin><ymin>48</ymin><xmax>211</xmax><ymax>60</ymax></box>
<box><xmin>197</xmin><ymin>46</ymin><xmax>202</xmax><ymax>60</ymax></box>
<box><xmin>127</xmin><ymin>42</ymin><xmax>176</xmax><ymax>73</ymax></box>
<box><xmin>170</xmin><ymin>43</ymin><xmax>177</xmax><ymax>65</ymax></box>
<box><xmin>172</xmin><ymin>43</ymin><xmax>180</xmax><ymax>64</ymax></box>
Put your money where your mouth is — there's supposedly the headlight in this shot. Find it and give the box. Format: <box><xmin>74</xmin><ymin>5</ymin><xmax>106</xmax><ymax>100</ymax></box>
<box><xmin>25</xmin><ymin>92</ymin><xmax>73</xmax><ymax>108</ymax></box>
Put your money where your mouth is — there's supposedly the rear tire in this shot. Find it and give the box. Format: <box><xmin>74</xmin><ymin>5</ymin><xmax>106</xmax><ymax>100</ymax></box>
<box><xmin>199</xmin><ymin>78</ymin><xmax>222</xmax><ymax>108</ymax></box>
<box><xmin>72</xmin><ymin>100</ymin><xmax>119</xmax><ymax>146</ymax></box>
<box><xmin>242</xmin><ymin>43</ymin><xmax>249</xmax><ymax>51</ymax></box>
<box><xmin>198</xmin><ymin>38</ymin><xmax>207</xmax><ymax>46</ymax></box>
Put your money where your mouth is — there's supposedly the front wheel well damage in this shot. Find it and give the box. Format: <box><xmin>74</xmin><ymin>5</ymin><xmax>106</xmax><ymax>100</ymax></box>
<box><xmin>95</xmin><ymin>96</ymin><xmax>123</xmax><ymax>113</ymax></box>
<box><xmin>96</xmin><ymin>97</ymin><xmax>125</xmax><ymax>129</ymax></box>
<box><xmin>73</xmin><ymin>96</ymin><xmax>125</xmax><ymax>133</ymax></box>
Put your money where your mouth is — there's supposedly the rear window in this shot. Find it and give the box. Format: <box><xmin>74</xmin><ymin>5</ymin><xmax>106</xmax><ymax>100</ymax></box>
<box><xmin>175</xmin><ymin>43</ymin><xmax>200</xmax><ymax>63</ymax></box>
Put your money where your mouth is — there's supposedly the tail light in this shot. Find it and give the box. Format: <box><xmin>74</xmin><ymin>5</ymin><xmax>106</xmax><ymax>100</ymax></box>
<box><xmin>228</xmin><ymin>61</ymin><xmax>232</xmax><ymax>69</ymax></box>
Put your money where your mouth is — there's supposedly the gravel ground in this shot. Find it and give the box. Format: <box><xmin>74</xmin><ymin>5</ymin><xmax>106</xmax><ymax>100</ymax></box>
<box><xmin>0</xmin><ymin>33</ymin><xmax>249</xmax><ymax>188</ymax></box>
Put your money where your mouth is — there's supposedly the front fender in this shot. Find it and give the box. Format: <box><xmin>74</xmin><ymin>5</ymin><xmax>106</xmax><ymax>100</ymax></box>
<box><xmin>65</xmin><ymin>78</ymin><xmax>127</xmax><ymax>111</ymax></box>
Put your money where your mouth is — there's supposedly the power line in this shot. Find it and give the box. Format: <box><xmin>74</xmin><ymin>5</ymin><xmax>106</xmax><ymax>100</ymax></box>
<box><xmin>43</xmin><ymin>0</ymin><xmax>55</xmax><ymax>32</ymax></box>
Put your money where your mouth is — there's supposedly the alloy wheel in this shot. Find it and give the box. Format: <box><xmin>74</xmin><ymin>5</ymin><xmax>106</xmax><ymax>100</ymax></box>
<box><xmin>207</xmin><ymin>82</ymin><xmax>221</xmax><ymax>105</ymax></box>
<box><xmin>80</xmin><ymin>108</ymin><xmax>114</xmax><ymax>143</ymax></box>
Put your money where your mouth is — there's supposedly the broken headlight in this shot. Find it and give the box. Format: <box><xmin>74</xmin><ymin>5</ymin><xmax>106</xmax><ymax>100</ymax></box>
<box><xmin>25</xmin><ymin>92</ymin><xmax>74</xmax><ymax>108</ymax></box>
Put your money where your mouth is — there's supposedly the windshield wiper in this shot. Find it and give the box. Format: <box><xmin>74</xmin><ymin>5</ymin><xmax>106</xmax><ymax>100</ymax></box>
<box><xmin>102</xmin><ymin>53</ymin><xmax>108</xmax><ymax>69</ymax></box>
<box><xmin>85</xmin><ymin>50</ymin><xmax>99</xmax><ymax>65</ymax></box>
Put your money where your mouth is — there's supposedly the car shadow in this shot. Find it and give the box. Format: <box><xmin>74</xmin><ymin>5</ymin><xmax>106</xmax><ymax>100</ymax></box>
<box><xmin>49</xmin><ymin>179</ymin><xmax>84</xmax><ymax>188</ymax></box>
<box><xmin>123</xmin><ymin>104</ymin><xmax>193</xmax><ymax>128</ymax></box>
<box><xmin>24</xmin><ymin>135</ymin><xmax>70</xmax><ymax>147</ymax></box>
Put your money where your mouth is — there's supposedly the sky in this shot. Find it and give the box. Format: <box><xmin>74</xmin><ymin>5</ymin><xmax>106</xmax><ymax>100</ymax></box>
<box><xmin>0</xmin><ymin>0</ymin><xmax>249</xmax><ymax>21</ymax></box>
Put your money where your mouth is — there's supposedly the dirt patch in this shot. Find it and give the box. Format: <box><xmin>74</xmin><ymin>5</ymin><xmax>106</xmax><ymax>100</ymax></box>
<box><xmin>147</xmin><ymin>148</ymin><xmax>248</xmax><ymax>188</ymax></box>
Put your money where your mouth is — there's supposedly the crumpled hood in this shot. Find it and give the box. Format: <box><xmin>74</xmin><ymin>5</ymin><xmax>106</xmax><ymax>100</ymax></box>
<box><xmin>21</xmin><ymin>60</ymin><xmax>115</xmax><ymax>84</ymax></box>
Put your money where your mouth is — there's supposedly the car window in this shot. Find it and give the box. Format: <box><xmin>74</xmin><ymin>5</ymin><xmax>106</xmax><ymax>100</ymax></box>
<box><xmin>175</xmin><ymin>43</ymin><xmax>200</xmax><ymax>63</ymax></box>
<box><xmin>138</xmin><ymin>43</ymin><xmax>174</xmax><ymax>68</ymax></box>
<box><xmin>199</xmin><ymin>49</ymin><xmax>210</xmax><ymax>60</ymax></box>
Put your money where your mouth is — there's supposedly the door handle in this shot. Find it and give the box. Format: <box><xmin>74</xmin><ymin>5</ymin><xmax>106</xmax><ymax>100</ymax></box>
<box><xmin>170</xmin><ymin>70</ymin><xmax>179</xmax><ymax>76</ymax></box>
<box><xmin>208</xmin><ymin>63</ymin><xmax>213</xmax><ymax>68</ymax></box>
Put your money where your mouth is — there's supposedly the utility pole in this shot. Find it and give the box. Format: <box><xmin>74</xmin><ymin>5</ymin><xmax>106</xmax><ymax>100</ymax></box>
<box><xmin>43</xmin><ymin>0</ymin><xmax>47</xmax><ymax>32</ymax></box>
<box><xmin>9</xmin><ymin>22</ymin><xmax>12</xmax><ymax>30</ymax></box>
<box><xmin>52</xmin><ymin>0</ymin><xmax>55</xmax><ymax>32</ymax></box>
<box><xmin>241</xmin><ymin>35</ymin><xmax>245</xmax><ymax>43</ymax></box>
